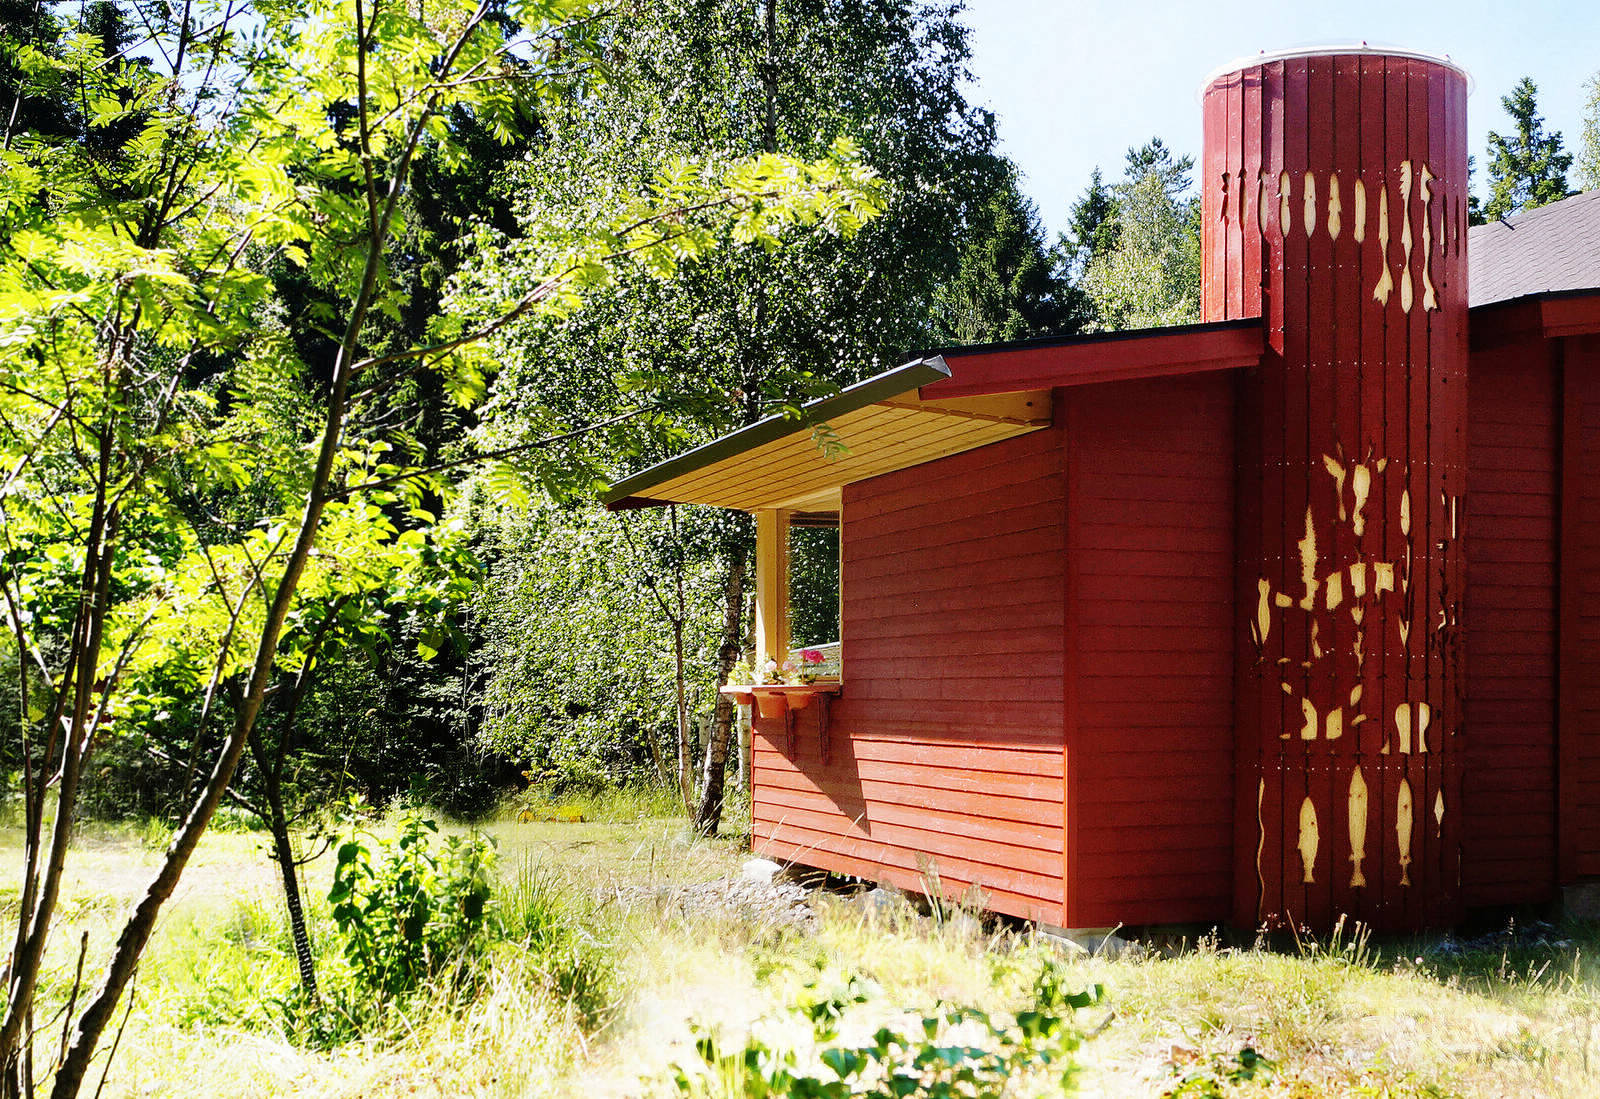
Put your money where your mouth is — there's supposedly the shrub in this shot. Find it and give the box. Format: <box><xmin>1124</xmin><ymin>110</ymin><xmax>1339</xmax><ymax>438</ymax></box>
<box><xmin>262</xmin><ymin>813</ymin><xmax>619</xmax><ymax>1049</ymax></box>
<box><xmin>671</xmin><ymin>963</ymin><xmax>1103</xmax><ymax>1098</ymax></box>
<box><xmin>1164</xmin><ymin>1047</ymin><xmax>1276</xmax><ymax>1098</ymax></box>
<box><xmin>328</xmin><ymin>811</ymin><xmax>495</xmax><ymax>1005</ymax></box>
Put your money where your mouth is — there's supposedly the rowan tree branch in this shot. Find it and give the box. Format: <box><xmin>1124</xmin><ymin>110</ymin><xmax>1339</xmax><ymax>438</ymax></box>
<box><xmin>323</xmin><ymin>402</ymin><xmax>662</xmax><ymax>501</ymax></box>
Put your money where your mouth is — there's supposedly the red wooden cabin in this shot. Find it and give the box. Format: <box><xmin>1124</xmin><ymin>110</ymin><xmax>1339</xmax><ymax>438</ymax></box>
<box><xmin>606</xmin><ymin>46</ymin><xmax>1600</xmax><ymax>933</ymax></box>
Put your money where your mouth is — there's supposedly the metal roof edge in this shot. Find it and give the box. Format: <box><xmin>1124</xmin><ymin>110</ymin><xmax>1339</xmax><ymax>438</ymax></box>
<box><xmin>601</xmin><ymin>356</ymin><xmax>953</xmax><ymax>509</ymax></box>
<box><xmin>907</xmin><ymin>317</ymin><xmax>1262</xmax><ymax>364</ymax></box>
<box><xmin>1468</xmin><ymin>286</ymin><xmax>1600</xmax><ymax>313</ymax></box>
<box><xmin>1198</xmin><ymin>45</ymin><xmax>1472</xmax><ymax>98</ymax></box>
<box><xmin>917</xmin><ymin>317</ymin><xmax>1264</xmax><ymax>399</ymax></box>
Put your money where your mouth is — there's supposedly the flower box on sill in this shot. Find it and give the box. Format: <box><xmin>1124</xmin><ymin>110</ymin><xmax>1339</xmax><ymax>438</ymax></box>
<box><xmin>719</xmin><ymin>682</ymin><xmax>841</xmax><ymax>720</ymax></box>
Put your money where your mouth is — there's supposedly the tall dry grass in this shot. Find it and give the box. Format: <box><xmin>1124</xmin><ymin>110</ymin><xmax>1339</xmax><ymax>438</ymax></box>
<box><xmin>6</xmin><ymin>802</ymin><xmax>1600</xmax><ymax>1097</ymax></box>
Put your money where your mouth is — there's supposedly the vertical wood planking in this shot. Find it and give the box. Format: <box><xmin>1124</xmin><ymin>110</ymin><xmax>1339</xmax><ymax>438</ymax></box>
<box><xmin>1377</xmin><ymin>54</ymin><xmax>1412</xmax><ymax>926</ymax></box>
<box><xmin>1357</xmin><ymin>53</ymin><xmax>1393</xmax><ymax>920</ymax></box>
<box><xmin>1203</xmin><ymin>79</ymin><xmax>1228</xmax><ymax>318</ymax></box>
<box><xmin>1303</xmin><ymin>53</ymin><xmax>1337</xmax><ymax>927</ymax></box>
<box><xmin>1242</xmin><ymin>67</ymin><xmax>1265</xmax><ymax>320</ymax></box>
<box><xmin>1209</xmin><ymin>51</ymin><xmax>1469</xmax><ymax>931</ymax></box>
<box><xmin>1233</xmin><ymin>365</ymin><xmax>1264</xmax><ymax>926</ymax></box>
<box><xmin>1227</xmin><ymin>72</ymin><xmax>1245</xmax><ymax>319</ymax></box>
<box><xmin>1255</xmin><ymin>57</ymin><xmax>1289</xmax><ymax>930</ymax></box>
<box><xmin>1405</xmin><ymin>57</ymin><xmax>1432</xmax><ymax>930</ymax></box>
<box><xmin>1280</xmin><ymin>54</ymin><xmax>1313</xmax><ymax>925</ymax></box>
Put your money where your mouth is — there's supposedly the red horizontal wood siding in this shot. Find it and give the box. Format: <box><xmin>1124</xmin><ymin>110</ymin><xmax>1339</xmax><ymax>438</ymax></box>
<box><xmin>1464</xmin><ymin>340</ymin><xmax>1560</xmax><ymax>905</ymax></box>
<box><xmin>751</xmin><ymin>412</ymin><xmax>1069</xmax><ymax>925</ymax></box>
<box><xmin>1065</xmin><ymin>375</ymin><xmax>1237</xmax><ymax>928</ymax></box>
<box><xmin>1561</xmin><ymin>335</ymin><xmax>1600</xmax><ymax>882</ymax></box>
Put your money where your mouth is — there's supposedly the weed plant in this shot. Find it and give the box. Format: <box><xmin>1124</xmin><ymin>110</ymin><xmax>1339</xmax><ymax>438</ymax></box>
<box><xmin>670</xmin><ymin>958</ymin><xmax>1102</xmax><ymax>1097</ymax></box>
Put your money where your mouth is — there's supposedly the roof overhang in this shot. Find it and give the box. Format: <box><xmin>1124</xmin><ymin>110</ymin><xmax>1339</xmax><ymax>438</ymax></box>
<box><xmin>919</xmin><ymin>317</ymin><xmax>1264</xmax><ymax>398</ymax></box>
<box><xmin>603</xmin><ymin>358</ymin><xmax>1051</xmax><ymax>512</ymax></box>
<box><xmin>602</xmin><ymin>317</ymin><xmax>1267</xmax><ymax>513</ymax></box>
<box><xmin>1469</xmin><ymin>288</ymin><xmax>1600</xmax><ymax>351</ymax></box>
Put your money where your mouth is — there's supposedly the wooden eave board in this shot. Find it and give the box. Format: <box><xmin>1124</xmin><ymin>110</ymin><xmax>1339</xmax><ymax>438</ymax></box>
<box><xmin>920</xmin><ymin>318</ymin><xmax>1265</xmax><ymax>399</ymax></box>
<box><xmin>1469</xmin><ymin>289</ymin><xmax>1600</xmax><ymax>351</ymax></box>
<box><xmin>633</xmin><ymin>398</ymin><xmax>1048</xmax><ymax>511</ymax></box>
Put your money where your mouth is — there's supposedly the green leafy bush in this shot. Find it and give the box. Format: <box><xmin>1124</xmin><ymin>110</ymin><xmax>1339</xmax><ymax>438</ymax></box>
<box><xmin>672</xmin><ymin>964</ymin><xmax>1102</xmax><ymax>1098</ymax></box>
<box><xmin>328</xmin><ymin>812</ymin><xmax>495</xmax><ymax>1005</ymax></box>
<box><xmin>1163</xmin><ymin>1047</ymin><xmax>1276</xmax><ymax>1098</ymax></box>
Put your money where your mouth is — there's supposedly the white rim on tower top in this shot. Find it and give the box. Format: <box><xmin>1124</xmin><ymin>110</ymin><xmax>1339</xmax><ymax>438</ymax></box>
<box><xmin>1198</xmin><ymin>44</ymin><xmax>1474</xmax><ymax>99</ymax></box>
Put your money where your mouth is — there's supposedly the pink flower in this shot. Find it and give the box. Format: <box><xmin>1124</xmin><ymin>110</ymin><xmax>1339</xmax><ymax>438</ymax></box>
<box><xmin>799</xmin><ymin>648</ymin><xmax>824</xmax><ymax>664</ymax></box>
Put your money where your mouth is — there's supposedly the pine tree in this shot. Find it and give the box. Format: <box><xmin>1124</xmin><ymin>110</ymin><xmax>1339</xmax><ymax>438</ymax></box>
<box><xmin>1484</xmin><ymin>77</ymin><xmax>1574</xmax><ymax>221</ymax></box>
<box><xmin>932</xmin><ymin>168</ymin><xmax>1087</xmax><ymax>344</ymax></box>
<box><xmin>1060</xmin><ymin>166</ymin><xmax>1118</xmax><ymax>279</ymax></box>
<box><xmin>1078</xmin><ymin>136</ymin><xmax>1202</xmax><ymax>331</ymax></box>
<box><xmin>1</xmin><ymin>1</ymin><xmax>136</xmax><ymax>147</ymax></box>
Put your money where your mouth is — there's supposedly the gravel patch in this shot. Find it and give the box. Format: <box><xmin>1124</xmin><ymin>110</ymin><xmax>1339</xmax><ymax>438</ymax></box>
<box><xmin>618</xmin><ymin>875</ymin><xmax>818</xmax><ymax>934</ymax></box>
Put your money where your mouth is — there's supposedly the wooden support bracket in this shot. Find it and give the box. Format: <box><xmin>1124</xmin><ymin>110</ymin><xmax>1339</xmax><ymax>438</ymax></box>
<box><xmin>719</xmin><ymin>683</ymin><xmax>840</xmax><ymax>759</ymax></box>
<box><xmin>817</xmin><ymin>690</ymin><xmax>832</xmax><ymax>764</ymax></box>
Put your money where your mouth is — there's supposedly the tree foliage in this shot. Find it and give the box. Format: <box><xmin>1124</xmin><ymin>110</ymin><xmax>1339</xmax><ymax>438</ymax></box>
<box><xmin>789</xmin><ymin>525</ymin><xmax>840</xmax><ymax>650</ymax></box>
<box><xmin>1483</xmin><ymin>76</ymin><xmax>1574</xmax><ymax>222</ymax></box>
<box><xmin>472</xmin><ymin>501</ymin><xmax>725</xmax><ymax>789</ymax></box>
<box><xmin>461</xmin><ymin>0</ymin><xmax>1011</xmax><ymax>832</ymax></box>
<box><xmin>470</xmin><ymin>0</ymin><xmax>1001</xmax><ymax>466</ymax></box>
<box><xmin>930</xmin><ymin>167</ymin><xmax>1087</xmax><ymax>345</ymax></box>
<box><xmin>1059</xmin><ymin>166</ymin><xmax>1119</xmax><ymax>282</ymax></box>
<box><xmin>1579</xmin><ymin>71</ymin><xmax>1600</xmax><ymax>193</ymax></box>
<box><xmin>1078</xmin><ymin>138</ymin><xmax>1201</xmax><ymax>331</ymax></box>
<box><xmin>0</xmin><ymin>0</ymin><xmax>883</xmax><ymax>1086</ymax></box>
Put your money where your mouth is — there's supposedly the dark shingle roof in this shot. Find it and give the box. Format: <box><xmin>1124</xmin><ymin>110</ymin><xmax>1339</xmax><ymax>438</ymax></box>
<box><xmin>1469</xmin><ymin>188</ymin><xmax>1600</xmax><ymax>307</ymax></box>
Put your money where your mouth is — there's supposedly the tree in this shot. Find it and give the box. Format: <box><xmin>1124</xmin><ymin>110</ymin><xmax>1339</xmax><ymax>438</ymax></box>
<box><xmin>469</xmin><ymin>0</ymin><xmax>1003</xmax><ymax>837</ymax></box>
<box><xmin>2</xmin><ymin>0</ymin><xmax>70</xmax><ymax>141</ymax></box>
<box><xmin>0</xmin><ymin>0</ymin><xmax>881</xmax><ymax>1091</ymax></box>
<box><xmin>1468</xmin><ymin>154</ymin><xmax>1485</xmax><ymax>226</ymax></box>
<box><xmin>1579</xmin><ymin>72</ymin><xmax>1600</xmax><ymax>192</ymax></box>
<box><xmin>1059</xmin><ymin>166</ymin><xmax>1119</xmax><ymax>282</ymax></box>
<box><xmin>1483</xmin><ymin>76</ymin><xmax>1574</xmax><ymax>222</ymax></box>
<box><xmin>473</xmin><ymin>502</ymin><xmax>724</xmax><ymax>792</ymax></box>
<box><xmin>930</xmin><ymin>166</ymin><xmax>1087</xmax><ymax>345</ymax></box>
<box><xmin>1078</xmin><ymin>138</ymin><xmax>1201</xmax><ymax>331</ymax></box>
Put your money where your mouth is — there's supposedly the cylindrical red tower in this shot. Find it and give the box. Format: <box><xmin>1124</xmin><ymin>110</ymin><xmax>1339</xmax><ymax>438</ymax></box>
<box><xmin>1203</xmin><ymin>48</ymin><xmax>1469</xmax><ymax>932</ymax></box>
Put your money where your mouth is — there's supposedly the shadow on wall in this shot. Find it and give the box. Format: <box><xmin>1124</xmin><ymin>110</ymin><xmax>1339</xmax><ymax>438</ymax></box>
<box><xmin>752</xmin><ymin>704</ymin><xmax>871</xmax><ymax>842</ymax></box>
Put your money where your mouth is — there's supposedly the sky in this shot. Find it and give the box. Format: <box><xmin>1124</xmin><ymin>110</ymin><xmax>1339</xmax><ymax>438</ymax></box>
<box><xmin>960</xmin><ymin>0</ymin><xmax>1600</xmax><ymax>235</ymax></box>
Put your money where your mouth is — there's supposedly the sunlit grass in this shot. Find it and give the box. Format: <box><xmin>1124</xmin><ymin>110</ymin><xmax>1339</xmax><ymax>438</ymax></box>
<box><xmin>5</xmin><ymin>801</ymin><xmax>1599</xmax><ymax>1097</ymax></box>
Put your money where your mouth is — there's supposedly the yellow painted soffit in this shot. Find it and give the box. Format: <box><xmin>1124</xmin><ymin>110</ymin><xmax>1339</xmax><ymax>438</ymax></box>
<box><xmin>629</xmin><ymin>389</ymin><xmax>1050</xmax><ymax>512</ymax></box>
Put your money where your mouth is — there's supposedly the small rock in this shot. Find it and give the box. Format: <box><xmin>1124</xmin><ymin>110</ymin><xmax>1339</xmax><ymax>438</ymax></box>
<box><xmin>1038</xmin><ymin>932</ymin><xmax>1089</xmax><ymax>955</ymax></box>
<box><xmin>1566</xmin><ymin>883</ymin><xmax>1600</xmax><ymax>922</ymax></box>
<box><xmin>741</xmin><ymin>857</ymin><xmax>783</xmax><ymax>883</ymax></box>
<box><xmin>1096</xmin><ymin>933</ymin><xmax>1143</xmax><ymax>959</ymax></box>
<box><xmin>1037</xmin><ymin>927</ymin><xmax>1138</xmax><ymax>958</ymax></box>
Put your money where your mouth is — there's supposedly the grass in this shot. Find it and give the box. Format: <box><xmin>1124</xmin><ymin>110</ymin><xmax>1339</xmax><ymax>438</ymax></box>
<box><xmin>6</xmin><ymin>799</ymin><xmax>1600</xmax><ymax>1097</ymax></box>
